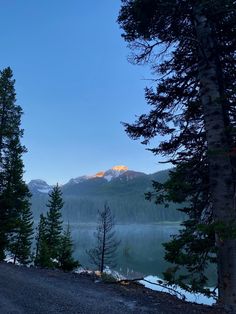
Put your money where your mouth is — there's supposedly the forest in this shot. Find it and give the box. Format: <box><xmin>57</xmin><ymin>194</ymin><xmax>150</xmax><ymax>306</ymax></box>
<box><xmin>0</xmin><ymin>0</ymin><xmax>236</xmax><ymax>313</ymax></box>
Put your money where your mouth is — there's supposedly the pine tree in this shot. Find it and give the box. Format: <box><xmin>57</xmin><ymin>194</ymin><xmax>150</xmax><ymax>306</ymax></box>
<box><xmin>5</xmin><ymin>136</ymin><xmax>34</xmax><ymax>265</ymax></box>
<box><xmin>45</xmin><ymin>184</ymin><xmax>63</xmax><ymax>261</ymax></box>
<box><xmin>9</xmin><ymin>204</ymin><xmax>34</xmax><ymax>265</ymax></box>
<box><xmin>58</xmin><ymin>224</ymin><xmax>79</xmax><ymax>271</ymax></box>
<box><xmin>0</xmin><ymin>67</ymin><xmax>32</xmax><ymax>261</ymax></box>
<box><xmin>35</xmin><ymin>187</ymin><xmax>65</xmax><ymax>268</ymax></box>
<box><xmin>118</xmin><ymin>0</ymin><xmax>236</xmax><ymax>309</ymax></box>
<box><xmin>87</xmin><ymin>204</ymin><xmax>120</xmax><ymax>273</ymax></box>
<box><xmin>35</xmin><ymin>214</ymin><xmax>51</xmax><ymax>267</ymax></box>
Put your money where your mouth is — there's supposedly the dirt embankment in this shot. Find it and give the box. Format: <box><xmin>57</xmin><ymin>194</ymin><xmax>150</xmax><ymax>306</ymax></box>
<box><xmin>0</xmin><ymin>263</ymin><xmax>227</xmax><ymax>314</ymax></box>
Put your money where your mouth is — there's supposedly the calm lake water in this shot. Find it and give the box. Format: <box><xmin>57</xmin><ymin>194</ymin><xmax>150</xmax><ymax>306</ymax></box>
<box><xmin>70</xmin><ymin>223</ymin><xmax>216</xmax><ymax>284</ymax></box>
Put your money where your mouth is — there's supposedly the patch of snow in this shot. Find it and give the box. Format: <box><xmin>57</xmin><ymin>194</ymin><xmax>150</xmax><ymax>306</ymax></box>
<box><xmin>103</xmin><ymin>266</ymin><xmax>125</xmax><ymax>280</ymax></box>
<box><xmin>4</xmin><ymin>255</ymin><xmax>20</xmax><ymax>265</ymax></box>
<box><xmin>73</xmin><ymin>266</ymin><xmax>125</xmax><ymax>281</ymax></box>
<box><xmin>73</xmin><ymin>266</ymin><xmax>93</xmax><ymax>275</ymax></box>
<box><xmin>104</xmin><ymin>175</ymin><xmax>113</xmax><ymax>182</ymax></box>
<box><xmin>139</xmin><ymin>275</ymin><xmax>216</xmax><ymax>306</ymax></box>
<box><xmin>103</xmin><ymin>168</ymin><xmax>128</xmax><ymax>181</ymax></box>
<box><xmin>70</xmin><ymin>176</ymin><xmax>90</xmax><ymax>184</ymax></box>
<box><xmin>28</xmin><ymin>179</ymin><xmax>52</xmax><ymax>194</ymax></box>
<box><xmin>67</xmin><ymin>166</ymin><xmax>130</xmax><ymax>184</ymax></box>
<box><xmin>38</xmin><ymin>188</ymin><xmax>51</xmax><ymax>194</ymax></box>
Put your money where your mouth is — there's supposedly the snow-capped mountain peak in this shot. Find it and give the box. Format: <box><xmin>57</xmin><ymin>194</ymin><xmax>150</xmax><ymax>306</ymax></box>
<box><xmin>111</xmin><ymin>165</ymin><xmax>128</xmax><ymax>172</ymax></box>
<box><xmin>103</xmin><ymin>165</ymin><xmax>128</xmax><ymax>182</ymax></box>
<box><xmin>28</xmin><ymin>166</ymin><xmax>147</xmax><ymax>193</ymax></box>
<box><xmin>68</xmin><ymin>175</ymin><xmax>91</xmax><ymax>184</ymax></box>
<box><xmin>28</xmin><ymin>179</ymin><xmax>52</xmax><ymax>194</ymax></box>
<box><xmin>67</xmin><ymin>166</ymin><xmax>129</xmax><ymax>184</ymax></box>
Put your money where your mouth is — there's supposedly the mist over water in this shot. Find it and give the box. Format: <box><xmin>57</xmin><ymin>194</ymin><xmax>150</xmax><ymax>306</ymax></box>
<box><xmin>71</xmin><ymin>223</ymin><xmax>175</xmax><ymax>276</ymax></box>
<box><xmin>69</xmin><ymin>223</ymin><xmax>216</xmax><ymax>285</ymax></box>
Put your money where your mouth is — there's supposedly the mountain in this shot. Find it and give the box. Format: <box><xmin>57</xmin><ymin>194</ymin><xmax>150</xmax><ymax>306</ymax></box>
<box><xmin>29</xmin><ymin>166</ymin><xmax>185</xmax><ymax>223</ymax></box>
<box><xmin>28</xmin><ymin>179</ymin><xmax>52</xmax><ymax>194</ymax></box>
<box><xmin>66</xmin><ymin>165</ymin><xmax>142</xmax><ymax>184</ymax></box>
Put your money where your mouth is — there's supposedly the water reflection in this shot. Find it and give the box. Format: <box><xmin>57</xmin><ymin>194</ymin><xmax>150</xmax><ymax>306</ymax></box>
<box><xmin>71</xmin><ymin>223</ymin><xmax>181</xmax><ymax>278</ymax></box>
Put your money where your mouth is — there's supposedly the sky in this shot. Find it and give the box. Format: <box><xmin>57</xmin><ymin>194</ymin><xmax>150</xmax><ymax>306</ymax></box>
<box><xmin>0</xmin><ymin>0</ymin><xmax>169</xmax><ymax>184</ymax></box>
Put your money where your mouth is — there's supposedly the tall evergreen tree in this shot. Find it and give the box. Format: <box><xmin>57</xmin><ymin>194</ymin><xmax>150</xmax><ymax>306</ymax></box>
<box><xmin>6</xmin><ymin>136</ymin><xmax>34</xmax><ymax>265</ymax></box>
<box><xmin>118</xmin><ymin>0</ymin><xmax>236</xmax><ymax>309</ymax></box>
<box><xmin>9</xmin><ymin>198</ymin><xmax>34</xmax><ymax>265</ymax></box>
<box><xmin>45</xmin><ymin>184</ymin><xmax>63</xmax><ymax>260</ymax></box>
<box><xmin>0</xmin><ymin>67</ymin><xmax>32</xmax><ymax>261</ymax></box>
<box><xmin>35</xmin><ymin>187</ymin><xmax>65</xmax><ymax>268</ymax></box>
<box><xmin>58</xmin><ymin>224</ymin><xmax>79</xmax><ymax>271</ymax></box>
<box><xmin>35</xmin><ymin>214</ymin><xmax>51</xmax><ymax>267</ymax></box>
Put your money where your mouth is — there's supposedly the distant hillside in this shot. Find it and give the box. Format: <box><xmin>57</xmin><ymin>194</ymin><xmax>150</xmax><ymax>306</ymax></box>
<box><xmin>29</xmin><ymin>166</ymin><xmax>185</xmax><ymax>223</ymax></box>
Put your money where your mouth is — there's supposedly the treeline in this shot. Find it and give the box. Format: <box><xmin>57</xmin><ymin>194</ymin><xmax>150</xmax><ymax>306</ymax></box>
<box><xmin>0</xmin><ymin>68</ymin><xmax>78</xmax><ymax>269</ymax></box>
<box><xmin>34</xmin><ymin>185</ymin><xmax>78</xmax><ymax>271</ymax></box>
<box><xmin>31</xmin><ymin>194</ymin><xmax>185</xmax><ymax>223</ymax></box>
<box><xmin>0</xmin><ymin>66</ymin><xmax>172</xmax><ymax>272</ymax></box>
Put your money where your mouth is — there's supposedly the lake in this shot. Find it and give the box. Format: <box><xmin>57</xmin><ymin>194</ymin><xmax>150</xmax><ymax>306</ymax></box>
<box><xmin>70</xmin><ymin>223</ymin><xmax>216</xmax><ymax>285</ymax></box>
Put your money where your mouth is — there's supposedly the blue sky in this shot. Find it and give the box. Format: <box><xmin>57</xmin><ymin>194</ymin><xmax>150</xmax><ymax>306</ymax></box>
<box><xmin>0</xmin><ymin>1</ymin><xmax>168</xmax><ymax>184</ymax></box>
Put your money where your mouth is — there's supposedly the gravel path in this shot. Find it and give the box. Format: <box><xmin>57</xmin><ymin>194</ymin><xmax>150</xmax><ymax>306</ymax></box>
<box><xmin>0</xmin><ymin>262</ymin><xmax>227</xmax><ymax>314</ymax></box>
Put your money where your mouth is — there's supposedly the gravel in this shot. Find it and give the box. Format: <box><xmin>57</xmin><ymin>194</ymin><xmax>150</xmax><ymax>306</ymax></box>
<box><xmin>0</xmin><ymin>262</ymin><xmax>227</xmax><ymax>314</ymax></box>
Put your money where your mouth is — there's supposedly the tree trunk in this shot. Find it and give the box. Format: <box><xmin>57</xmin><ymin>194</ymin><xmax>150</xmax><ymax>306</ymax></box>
<box><xmin>101</xmin><ymin>222</ymin><xmax>106</xmax><ymax>273</ymax></box>
<box><xmin>193</xmin><ymin>2</ymin><xmax>236</xmax><ymax>311</ymax></box>
<box><xmin>0</xmin><ymin>102</ymin><xmax>7</xmax><ymax>192</ymax></box>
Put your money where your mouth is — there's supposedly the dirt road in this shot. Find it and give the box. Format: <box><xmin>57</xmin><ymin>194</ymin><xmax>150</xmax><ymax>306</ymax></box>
<box><xmin>0</xmin><ymin>263</ymin><xmax>226</xmax><ymax>314</ymax></box>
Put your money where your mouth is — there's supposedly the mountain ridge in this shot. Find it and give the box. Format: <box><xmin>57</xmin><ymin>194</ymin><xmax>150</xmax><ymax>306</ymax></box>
<box><xmin>28</xmin><ymin>165</ymin><xmax>147</xmax><ymax>192</ymax></box>
<box><xmin>29</xmin><ymin>167</ymin><xmax>185</xmax><ymax>223</ymax></box>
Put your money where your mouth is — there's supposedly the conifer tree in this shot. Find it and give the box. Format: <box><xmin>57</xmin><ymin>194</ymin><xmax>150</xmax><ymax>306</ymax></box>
<box><xmin>10</xmin><ymin>206</ymin><xmax>34</xmax><ymax>265</ymax></box>
<box><xmin>35</xmin><ymin>187</ymin><xmax>65</xmax><ymax>268</ymax></box>
<box><xmin>6</xmin><ymin>137</ymin><xmax>34</xmax><ymax>265</ymax></box>
<box><xmin>87</xmin><ymin>204</ymin><xmax>120</xmax><ymax>273</ymax></box>
<box><xmin>45</xmin><ymin>184</ymin><xmax>63</xmax><ymax>260</ymax></box>
<box><xmin>58</xmin><ymin>224</ymin><xmax>79</xmax><ymax>271</ymax></box>
<box><xmin>35</xmin><ymin>214</ymin><xmax>51</xmax><ymax>267</ymax></box>
<box><xmin>0</xmin><ymin>67</ymin><xmax>32</xmax><ymax>261</ymax></box>
<box><xmin>118</xmin><ymin>0</ymin><xmax>236</xmax><ymax>309</ymax></box>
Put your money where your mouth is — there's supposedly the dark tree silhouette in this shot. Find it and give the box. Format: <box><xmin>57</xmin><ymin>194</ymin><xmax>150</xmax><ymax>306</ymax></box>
<box><xmin>34</xmin><ymin>214</ymin><xmax>51</xmax><ymax>267</ymax></box>
<box><xmin>45</xmin><ymin>184</ymin><xmax>63</xmax><ymax>260</ymax></box>
<box><xmin>58</xmin><ymin>224</ymin><xmax>79</xmax><ymax>271</ymax></box>
<box><xmin>9</xmin><ymin>177</ymin><xmax>34</xmax><ymax>265</ymax></box>
<box><xmin>35</xmin><ymin>189</ymin><xmax>78</xmax><ymax>270</ymax></box>
<box><xmin>87</xmin><ymin>204</ymin><xmax>120</xmax><ymax>273</ymax></box>
<box><xmin>0</xmin><ymin>67</ymin><xmax>32</xmax><ymax>261</ymax></box>
<box><xmin>118</xmin><ymin>0</ymin><xmax>236</xmax><ymax>309</ymax></box>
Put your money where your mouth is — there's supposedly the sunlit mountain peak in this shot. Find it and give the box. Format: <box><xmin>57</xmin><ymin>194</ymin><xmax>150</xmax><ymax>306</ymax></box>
<box><xmin>95</xmin><ymin>171</ymin><xmax>105</xmax><ymax>178</ymax></box>
<box><xmin>111</xmin><ymin>165</ymin><xmax>128</xmax><ymax>171</ymax></box>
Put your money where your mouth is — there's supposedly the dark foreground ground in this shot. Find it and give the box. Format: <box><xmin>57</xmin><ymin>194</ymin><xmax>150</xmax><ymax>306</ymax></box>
<box><xmin>0</xmin><ymin>262</ymin><xmax>227</xmax><ymax>314</ymax></box>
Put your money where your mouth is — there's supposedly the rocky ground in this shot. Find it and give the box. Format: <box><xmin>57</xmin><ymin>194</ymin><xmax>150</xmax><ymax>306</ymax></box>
<box><xmin>0</xmin><ymin>262</ymin><xmax>228</xmax><ymax>314</ymax></box>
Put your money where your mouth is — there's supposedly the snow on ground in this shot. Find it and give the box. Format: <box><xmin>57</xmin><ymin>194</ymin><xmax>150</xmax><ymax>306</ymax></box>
<box><xmin>139</xmin><ymin>275</ymin><xmax>217</xmax><ymax>306</ymax></box>
<box><xmin>4</xmin><ymin>255</ymin><xmax>20</xmax><ymax>266</ymax></box>
<box><xmin>74</xmin><ymin>267</ymin><xmax>94</xmax><ymax>275</ymax></box>
<box><xmin>74</xmin><ymin>267</ymin><xmax>216</xmax><ymax>306</ymax></box>
<box><xmin>74</xmin><ymin>266</ymin><xmax>125</xmax><ymax>280</ymax></box>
